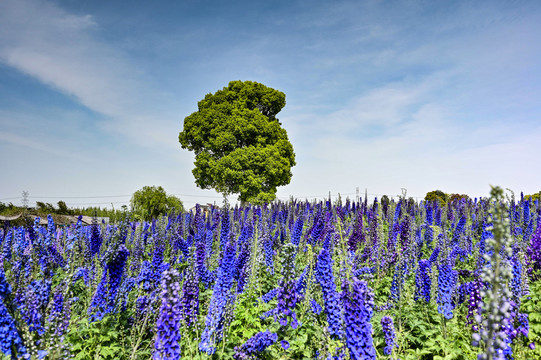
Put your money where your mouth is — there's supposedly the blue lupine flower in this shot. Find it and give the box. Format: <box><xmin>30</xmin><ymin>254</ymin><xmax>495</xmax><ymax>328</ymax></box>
<box><xmin>309</xmin><ymin>216</ymin><xmax>325</xmax><ymax>245</ymax></box>
<box><xmin>467</xmin><ymin>279</ymin><xmax>482</xmax><ymax>326</ymax></box>
<box><xmin>295</xmin><ymin>265</ymin><xmax>309</xmax><ymax>300</ymax></box>
<box><xmin>426</xmin><ymin>204</ymin><xmax>433</xmax><ymax>225</ymax></box>
<box><xmin>381</xmin><ymin>316</ymin><xmax>397</xmax><ymax>356</ymax></box>
<box><xmin>527</xmin><ymin>223</ymin><xmax>541</xmax><ymax>277</ymax></box>
<box><xmin>233</xmin><ymin>330</ymin><xmax>277</xmax><ymax>360</ymax></box>
<box><xmin>261</xmin><ymin>288</ymin><xmax>278</xmax><ymax>303</ymax></box>
<box><xmin>263</xmin><ymin>229</ymin><xmax>274</xmax><ymax>275</ymax></box>
<box><xmin>90</xmin><ymin>221</ymin><xmax>103</xmax><ymax>258</ymax></box>
<box><xmin>342</xmin><ymin>278</ymin><xmax>376</xmax><ymax>360</ymax></box>
<box><xmin>310</xmin><ymin>299</ymin><xmax>322</xmax><ymax>315</ymax></box>
<box><xmin>511</xmin><ymin>257</ymin><xmax>522</xmax><ymax>302</ymax></box>
<box><xmin>452</xmin><ymin>216</ymin><xmax>466</xmax><ymax>245</ymax></box>
<box><xmin>220</xmin><ymin>208</ymin><xmax>230</xmax><ymax>250</ymax></box>
<box><xmin>0</xmin><ymin>269</ymin><xmax>11</xmax><ymax>299</ymax></box>
<box><xmin>235</xmin><ymin>241</ymin><xmax>250</xmax><ymax>293</ymax></box>
<box><xmin>429</xmin><ymin>246</ymin><xmax>440</xmax><ymax>265</ymax></box>
<box><xmin>199</xmin><ymin>239</ymin><xmax>237</xmax><ymax>354</ymax></box>
<box><xmin>315</xmin><ymin>248</ymin><xmax>343</xmax><ymax>339</ymax></box>
<box><xmin>180</xmin><ymin>263</ymin><xmax>199</xmax><ymax>327</ymax></box>
<box><xmin>348</xmin><ymin>213</ymin><xmax>364</xmax><ymax>252</ymax></box>
<box><xmin>154</xmin><ymin>269</ymin><xmax>182</xmax><ymax>360</ymax></box>
<box><xmin>517</xmin><ymin>313</ymin><xmax>529</xmax><ymax>337</ymax></box>
<box><xmin>389</xmin><ymin>262</ymin><xmax>406</xmax><ymax>304</ymax></box>
<box><xmin>437</xmin><ymin>262</ymin><xmax>456</xmax><ymax>319</ymax></box>
<box><xmin>89</xmin><ymin>245</ymin><xmax>129</xmax><ymax>321</ymax></box>
<box><xmin>138</xmin><ymin>260</ymin><xmax>156</xmax><ymax>292</ymax></box>
<box><xmin>0</xmin><ymin>299</ymin><xmax>27</xmax><ymax>357</ymax></box>
<box><xmin>291</xmin><ymin>217</ymin><xmax>304</xmax><ymax>246</ymax></box>
<box><xmin>415</xmin><ymin>259</ymin><xmax>431</xmax><ymax>303</ymax></box>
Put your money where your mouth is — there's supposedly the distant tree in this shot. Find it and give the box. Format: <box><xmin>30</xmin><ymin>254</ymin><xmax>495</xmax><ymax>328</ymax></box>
<box><xmin>448</xmin><ymin>193</ymin><xmax>470</xmax><ymax>203</ymax></box>
<box><xmin>179</xmin><ymin>80</ymin><xmax>296</xmax><ymax>204</ymax></box>
<box><xmin>57</xmin><ymin>200</ymin><xmax>70</xmax><ymax>215</ymax></box>
<box><xmin>425</xmin><ymin>190</ymin><xmax>448</xmax><ymax>206</ymax></box>
<box><xmin>130</xmin><ymin>186</ymin><xmax>184</xmax><ymax>221</ymax></box>
<box><xmin>524</xmin><ymin>192</ymin><xmax>541</xmax><ymax>202</ymax></box>
<box><xmin>36</xmin><ymin>201</ymin><xmax>56</xmax><ymax>214</ymax></box>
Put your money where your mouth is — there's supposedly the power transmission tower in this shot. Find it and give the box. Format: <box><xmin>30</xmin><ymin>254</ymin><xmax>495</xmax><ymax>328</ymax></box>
<box><xmin>21</xmin><ymin>191</ymin><xmax>29</xmax><ymax>210</ymax></box>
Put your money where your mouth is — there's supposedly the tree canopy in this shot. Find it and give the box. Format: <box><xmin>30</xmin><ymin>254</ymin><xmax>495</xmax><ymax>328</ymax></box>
<box><xmin>425</xmin><ymin>190</ymin><xmax>448</xmax><ymax>206</ymax></box>
<box><xmin>179</xmin><ymin>80</ymin><xmax>296</xmax><ymax>203</ymax></box>
<box><xmin>130</xmin><ymin>186</ymin><xmax>184</xmax><ymax>221</ymax></box>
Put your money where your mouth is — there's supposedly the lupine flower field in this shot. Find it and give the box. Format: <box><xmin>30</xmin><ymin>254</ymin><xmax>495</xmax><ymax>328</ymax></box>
<box><xmin>1</xmin><ymin>187</ymin><xmax>541</xmax><ymax>359</ymax></box>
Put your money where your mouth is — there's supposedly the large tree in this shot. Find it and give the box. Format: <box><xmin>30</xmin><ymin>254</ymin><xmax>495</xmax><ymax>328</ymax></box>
<box><xmin>130</xmin><ymin>186</ymin><xmax>184</xmax><ymax>221</ymax></box>
<box><xmin>179</xmin><ymin>80</ymin><xmax>296</xmax><ymax>204</ymax></box>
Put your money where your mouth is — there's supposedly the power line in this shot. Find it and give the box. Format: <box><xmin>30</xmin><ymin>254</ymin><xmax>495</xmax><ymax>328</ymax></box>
<box><xmin>28</xmin><ymin>195</ymin><xmax>132</xmax><ymax>199</ymax></box>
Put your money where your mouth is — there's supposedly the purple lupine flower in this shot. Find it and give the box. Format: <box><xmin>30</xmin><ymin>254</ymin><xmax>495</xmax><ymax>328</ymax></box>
<box><xmin>315</xmin><ymin>248</ymin><xmax>343</xmax><ymax>339</ymax></box>
<box><xmin>467</xmin><ymin>279</ymin><xmax>482</xmax><ymax>326</ymax></box>
<box><xmin>233</xmin><ymin>330</ymin><xmax>278</xmax><ymax>360</ymax></box>
<box><xmin>527</xmin><ymin>223</ymin><xmax>541</xmax><ymax>278</ymax></box>
<box><xmin>19</xmin><ymin>279</ymin><xmax>51</xmax><ymax>335</ymax></box>
<box><xmin>276</xmin><ymin>243</ymin><xmax>298</xmax><ymax>329</ymax></box>
<box><xmin>180</xmin><ymin>262</ymin><xmax>199</xmax><ymax>327</ymax></box>
<box><xmin>511</xmin><ymin>257</ymin><xmax>522</xmax><ymax>302</ymax></box>
<box><xmin>199</xmin><ymin>239</ymin><xmax>237</xmax><ymax>354</ymax></box>
<box><xmin>220</xmin><ymin>208</ymin><xmax>230</xmax><ymax>250</ymax></box>
<box><xmin>428</xmin><ymin>246</ymin><xmax>440</xmax><ymax>265</ymax></box>
<box><xmin>415</xmin><ymin>259</ymin><xmax>431</xmax><ymax>303</ymax></box>
<box><xmin>105</xmin><ymin>244</ymin><xmax>129</xmax><ymax>308</ymax></box>
<box><xmin>88</xmin><ymin>269</ymin><xmax>109</xmax><ymax>322</ymax></box>
<box><xmin>235</xmin><ymin>241</ymin><xmax>251</xmax><ymax>293</ymax></box>
<box><xmin>435</xmin><ymin>207</ymin><xmax>442</xmax><ymax>227</ymax></box>
<box><xmin>381</xmin><ymin>316</ymin><xmax>397</xmax><ymax>356</ymax></box>
<box><xmin>399</xmin><ymin>215</ymin><xmax>411</xmax><ymax>253</ymax></box>
<box><xmin>154</xmin><ymin>269</ymin><xmax>182</xmax><ymax>360</ymax></box>
<box><xmin>389</xmin><ymin>262</ymin><xmax>406</xmax><ymax>304</ymax></box>
<box><xmin>90</xmin><ymin>220</ymin><xmax>103</xmax><ymax>258</ymax></box>
<box><xmin>342</xmin><ymin>278</ymin><xmax>376</xmax><ymax>360</ymax></box>
<box><xmin>424</xmin><ymin>225</ymin><xmax>434</xmax><ymax>249</ymax></box>
<box><xmin>348</xmin><ymin>214</ymin><xmax>364</xmax><ymax>252</ymax></box>
<box><xmin>437</xmin><ymin>262</ymin><xmax>456</xmax><ymax>319</ymax></box>
<box><xmin>426</xmin><ymin>204</ymin><xmax>433</xmax><ymax>225</ymax></box>
<box><xmin>291</xmin><ymin>217</ymin><xmax>304</xmax><ymax>246</ymax></box>
<box><xmin>48</xmin><ymin>290</ymin><xmax>70</xmax><ymax>336</ymax></box>
<box><xmin>517</xmin><ymin>313</ymin><xmax>529</xmax><ymax>337</ymax></box>
<box><xmin>89</xmin><ymin>245</ymin><xmax>129</xmax><ymax>321</ymax></box>
<box><xmin>309</xmin><ymin>216</ymin><xmax>325</xmax><ymax>245</ymax></box>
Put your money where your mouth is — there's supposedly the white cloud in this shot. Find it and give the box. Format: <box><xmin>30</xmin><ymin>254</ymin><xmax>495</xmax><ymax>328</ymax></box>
<box><xmin>0</xmin><ymin>0</ymin><xmax>181</xmax><ymax>151</ymax></box>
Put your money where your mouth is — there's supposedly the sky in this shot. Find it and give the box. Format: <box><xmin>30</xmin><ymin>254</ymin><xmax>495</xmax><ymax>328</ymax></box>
<box><xmin>1</xmin><ymin>0</ymin><xmax>540</xmax><ymax>208</ymax></box>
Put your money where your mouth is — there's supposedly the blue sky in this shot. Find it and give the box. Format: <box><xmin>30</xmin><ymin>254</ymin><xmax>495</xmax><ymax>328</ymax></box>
<box><xmin>1</xmin><ymin>0</ymin><xmax>540</xmax><ymax>208</ymax></box>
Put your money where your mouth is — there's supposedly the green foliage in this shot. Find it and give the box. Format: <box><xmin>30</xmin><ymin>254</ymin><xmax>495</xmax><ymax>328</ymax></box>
<box><xmin>524</xmin><ymin>192</ymin><xmax>541</xmax><ymax>202</ymax></box>
<box><xmin>448</xmin><ymin>193</ymin><xmax>470</xmax><ymax>203</ymax></box>
<box><xmin>179</xmin><ymin>80</ymin><xmax>296</xmax><ymax>204</ymax></box>
<box><xmin>425</xmin><ymin>190</ymin><xmax>449</xmax><ymax>205</ymax></box>
<box><xmin>57</xmin><ymin>200</ymin><xmax>71</xmax><ymax>215</ymax></box>
<box><xmin>130</xmin><ymin>185</ymin><xmax>184</xmax><ymax>221</ymax></box>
